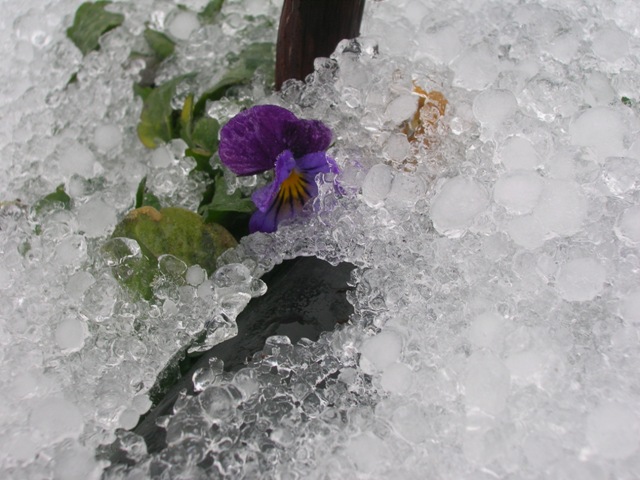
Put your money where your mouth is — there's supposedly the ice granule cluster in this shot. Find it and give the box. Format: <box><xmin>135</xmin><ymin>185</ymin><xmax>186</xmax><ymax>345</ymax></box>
<box><xmin>2</xmin><ymin>0</ymin><xmax>640</xmax><ymax>478</ymax></box>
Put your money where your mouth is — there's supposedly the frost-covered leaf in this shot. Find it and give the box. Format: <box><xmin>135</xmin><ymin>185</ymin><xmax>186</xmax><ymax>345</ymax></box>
<box><xmin>109</xmin><ymin>206</ymin><xmax>237</xmax><ymax>299</ymax></box>
<box><xmin>34</xmin><ymin>184</ymin><xmax>71</xmax><ymax>215</ymax></box>
<box><xmin>191</xmin><ymin>117</ymin><xmax>219</xmax><ymax>155</ymax></box>
<box><xmin>199</xmin><ymin>0</ymin><xmax>225</xmax><ymax>25</ymax></box>
<box><xmin>205</xmin><ymin>175</ymin><xmax>255</xmax><ymax>214</ymax></box>
<box><xmin>66</xmin><ymin>1</ymin><xmax>124</xmax><ymax>55</ymax></box>
<box><xmin>193</xmin><ymin>42</ymin><xmax>275</xmax><ymax>117</ymax></box>
<box><xmin>143</xmin><ymin>28</ymin><xmax>175</xmax><ymax>61</ymax></box>
<box><xmin>134</xmin><ymin>176</ymin><xmax>162</xmax><ymax>210</ymax></box>
<box><xmin>198</xmin><ymin>175</ymin><xmax>256</xmax><ymax>239</ymax></box>
<box><xmin>199</xmin><ymin>175</ymin><xmax>254</xmax><ymax>238</ymax></box>
<box><xmin>184</xmin><ymin>116</ymin><xmax>219</xmax><ymax>176</ymax></box>
<box><xmin>137</xmin><ymin>75</ymin><xmax>192</xmax><ymax>148</ymax></box>
<box><xmin>179</xmin><ymin>93</ymin><xmax>195</xmax><ymax>144</ymax></box>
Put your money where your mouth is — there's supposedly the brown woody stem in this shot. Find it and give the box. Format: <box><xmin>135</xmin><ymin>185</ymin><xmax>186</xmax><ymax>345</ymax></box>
<box><xmin>275</xmin><ymin>0</ymin><xmax>365</xmax><ymax>90</ymax></box>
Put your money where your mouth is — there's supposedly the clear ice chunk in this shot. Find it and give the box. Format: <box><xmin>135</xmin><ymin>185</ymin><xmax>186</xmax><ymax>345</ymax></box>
<box><xmin>591</xmin><ymin>26</ymin><xmax>629</xmax><ymax>62</ymax></box>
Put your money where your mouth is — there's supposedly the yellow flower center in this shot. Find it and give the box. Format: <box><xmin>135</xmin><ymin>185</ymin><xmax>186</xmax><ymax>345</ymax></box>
<box><xmin>278</xmin><ymin>169</ymin><xmax>311</xmax><ymax>208</ymax></box>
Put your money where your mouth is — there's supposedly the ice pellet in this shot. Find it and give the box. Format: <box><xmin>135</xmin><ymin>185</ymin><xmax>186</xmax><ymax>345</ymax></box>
<box><xmin>615</xmin><ymin>205</ymin><xmax>640</xmax><ymax>244</ymax></box>
<box><xmin>93</xmin><ymin>124</ymin><xmax>122</xmax><ymax>152</ymax></box>
<box><xmin>76</xmin><ymin>198</ymin><xmax>118</xmax><ymax>237</ymax></box>
<box><xmin>361</xmin><ymin>163</ymin><xmax>394</xmax><ymax>208</ymax></box>
<box><xmin>359</xmin><ymin>330</ymin><xmax>402</xmax><ymax>374</ymax></box>
<box><xmin>493</xmin><ymin>171</ymin><xmax>543</xmax><ymax>214</ymax></box>
<box><xmin>533</xmin><ymin>180</ymin><xmax>587</xmax><ymax>236</ymax></box>
<box><xmin>556</xmin><ymin>257</ymin><xmax>606</xmax><ymax>302</ymax></box>
<box><xmin>473</xmin><ymin>89</ymin><xmax>518</xmax><ymax>129</ymax></box>
<box><xmin>168</xmin><ymin>11</ymin><xmax>200</xmax><ymax>40</ymax></box>
<box><xmin>464</xmin><ymin>351</ymin><xmax>510</xmax><ymax>415</ymax></box>
<box><xmin>591</xmin><ymin>27</ymin><xmax>629</xmax><ymax>62</ymax></box>
<box><xmin>58</xmin><ymin>143</ymin><xmax>98</xmax><ymax>178</ymax></box>
<box><xmin>380</xmin><ymin>362</ymin><xmax>412</xmax><ymax>393</ymax></box>
<box><xmin>586</xmin><ymin>403</ymin><xmax>640</xmax><ymax>459</ymax></box>
<box><xmin>54</xmin><ymin>317</ymin><xmax>86</xmax><ymax>352</ymax></box>
<box><xmin>569</xmin><ymin>107</ymin><xmax>626</xmax><ymax>159</ymax></box>
<box><xmin>451</xmin><ymin>44</ymin><xmax>498</xmax><ymax>90</ymax></box>
<box><xmin>497</xmin><ymin>135</ymin><xmax>540</xmax><ymax>171</ymax></box>
<box><xmin>30</xmin><ymin>398</ymin><xmax>83</xmax><ymax>442</ymax></box>
<box><xmin>430</xmin><ymin>176</ymin><xmax>489</xmax><ymax>237</ymax></box>
<box><xmin>384</xmin><ymin>95</ymin><xmax>418</xmax><ymax>124</ymax></box>
<box><xmin>468</xmin><ymin>311</ymin><xmax>505</xmax><ymax>350</ymax></box>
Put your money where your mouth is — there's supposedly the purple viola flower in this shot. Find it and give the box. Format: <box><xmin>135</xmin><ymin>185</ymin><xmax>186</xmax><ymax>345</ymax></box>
<box><xmin>219</xmin><ymin>105</ymin><xmax>338</xmax><ymax>233</ymax></box>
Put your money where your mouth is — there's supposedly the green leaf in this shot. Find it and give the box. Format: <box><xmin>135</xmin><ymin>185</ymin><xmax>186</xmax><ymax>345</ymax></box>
<box><xmin>66</xmin><ymin>1</ymin><xmax>125</xmax><ymax>55</ymax></box>
<box><xmin>199</xmin><ymin>175</ymin><xmax>255</xmax><ymax>238</ymax></box>
<box><xmin>66</xmin><ymin>72</ymin><xmax>79</xmax><ymax>87</ymax></box>
<box><xmin>622</xmin><ymin>96</ymin><xmax>634</xmax><ymax>107</ymax></box>
<box><xmin>143</xmin><ymin>28</ymin><xmax>175</xmax><ymax>61</ymax></box>
<box><xmin>201</xmin><ymin>175</ymin><xmax>255</xmax><ymax>214</ymax></box>
<box><xmin>185</xmin><ymin>149</ymin><xmax>216</xmax><ymax>177</ymax></box>
<box><xmin>137</xmin><ymin>74</ymin><xmax>192</xmax><ymax>148</ymax></box>
<box><xmin>184</xmin><ymin>116</ymin><xmax>219</xmax><ymax>176</ymax></box>
<box><xmin>34</xmin><ymin>184</ymin><xmax>71</xmax><ymax>215</ymax></box>
<box><xmin>199</xmin><ymin>0</ymin><xmax>225</xmax><ymax>24</ymax></box>
<box><xmin>133</xmin><ymin>83</ymin><xmax>154</xmax><ymax>101</ymax></box>
<box><xmin>108</xmin><ymin>206</ymin><xmax>238</xmax><ymax>299</ymax></box>
<box><xmin>193</xmin><ymin>42</ymin><xmax>275</xmax><ymax>117</ymax></box>
<box><xmin>134</xmin><ymin>176</ymin><xmax>162</xmax><ymax>210</ymax></box>
<box><xmin>191</xmin><ymin>117</ymin><xmax>219</xmax><ymax>154</ymax></box>
<box><xmin>180</xmin><ymin>93</ymin><xmax>195</xmax><ymax>144</ymax></box>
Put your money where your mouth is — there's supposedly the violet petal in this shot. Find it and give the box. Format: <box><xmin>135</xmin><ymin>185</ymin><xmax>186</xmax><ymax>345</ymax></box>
<box><xmin>284</xmin><ymin>118</ymin><xmax>333</xmax><ymax>158</ymax></box>
<box><xmin>296</xmin><ymin>151</ymin><xmax>339</xmax><ymax>177</ymax></box>
<box><xmin>219</xmin><ymin>105</ymin><xmax>298</xmax><ymax>175</ymax></box>
<box><xmin>251</xmin><ymin>150</ymin><xmax>296</xmax><ymax>212</ymax></box>
<box><xmin>248</xmin><ymin>207</ymin><xmax>280</xmax><ymax>233</ymax></box>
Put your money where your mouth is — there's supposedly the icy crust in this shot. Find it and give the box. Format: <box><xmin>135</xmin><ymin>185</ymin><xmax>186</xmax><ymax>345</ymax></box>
<box><xmin>112</xmin><ymin>1</ymin><xmax>640</xmax><ymax>477</ymax></box>
<box><xmin>0</xmin><ymin>0</ymin><xmax>279</xmax><ymax>477</ymax></box>
<box><xmin>2</xmin><ymin>0</ymin><xmax>640</xmax><ymax>479</ymax></box>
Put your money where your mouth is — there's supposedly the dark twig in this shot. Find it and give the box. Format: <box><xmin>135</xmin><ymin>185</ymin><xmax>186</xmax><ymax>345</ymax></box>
<box><xmin>275</xmin><ymin>0</ymin><xmax>365</xmax><ymax>90</ymax></box>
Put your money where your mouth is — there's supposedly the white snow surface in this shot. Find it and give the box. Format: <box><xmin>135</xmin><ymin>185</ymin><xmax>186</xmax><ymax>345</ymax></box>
<box><xmin>1</xmin><ymin>0</ymin><xmax>640</xmax><ymax>478</ymax></box>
